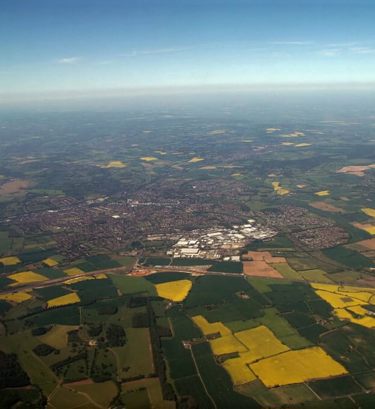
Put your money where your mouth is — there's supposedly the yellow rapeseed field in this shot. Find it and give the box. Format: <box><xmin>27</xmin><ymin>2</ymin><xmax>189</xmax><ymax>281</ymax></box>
<box><xmin>272</xmin><ymin>181</ymin><xmax>290</xmax><ymax>195</ymax></box>
<box><xmin>191</xmin><ymin>315</ymin><xmax>231</xmax><ymax>337</ymax></box>
<box><xmin>140</xmin><ymin>156</ymin><xmax>158</xmax><ymax>161</ymax></box>
<box><xmin>311</xmin><ymin>282</ymin><xmax>375</xmax><ymax>328</ymax></box>
<box><xmin>43</xmin><ymin>257</ymin><xmax>59</xmax><ymax>267</ymax></box>
<box><xmin>200</xmin><ymin>166</ymin><xmax>217</xmax><ymax>170</ymax></box>
<box><xmin>348</xmin><ymin>305</ymin><xmax>372</xmax><ymax>315</ymax></box>
<box><xmin>266</xmin><ymin>128</ymin><xmax>281</xmax><ymax>133</ymax></box>
<box><xmin>315</xmin><ymin>190</ymin><xmax>330</xmax><ymax>196</ymax></box>
<box><xmin>155</xmin><ymin>279</ymin><xmax>192</xmax><ymax>302</ymax></box>
<box><xmin>234</xmin><ymin>326</ymin><xmax>289</xmax><ymax>361</ymax></box>
<box><xmin>335</xmin><ymin>308</ymin><xmax>375</xmax><ymax>329</ymax></box>
<box><xmin>295</xmin><ymin>143</ymin><xmax>312</xmax><ymax>147</ymax></box>
<box><xmin>47</xmin><ymin>292</ymin><xmax>80</xmax><ymax>308</ymax></box>
<box><xmin>100</xmin><ymin>161</ymin><xmax>127</xmax><ymax>168</ymax></box>
<box><xmin>95</xmin><ymin>273</ymin><xmax>107</xmax><ymax>279</ymax></box>
<box><xmin>9</xmin><ymin>271</ymin><xmax>48</xmax><ymax>284</ymax></box>
<box><xmin>63</xmin><ymin>267</ymin><xmax>85</xmax><ymax>276</ymax></box>
<box><xmin>188</xmin><ymin>157</ymin><xmax>204</xmax><ymax>163</ymax></box>
<box><xmin>0</xmin><ymin>256</ymin><xmax>21</xmax><ymax>265</ymax></box>
<box><xmin>250</xmin><ymin>347</ymin><xmax>347</xmax><ymax>387</ymax></box>
<box><xmin>280</xmin><ymin>131</ymin><xmax>304</xmax><ymax>138</ymax></box>
<box><xmin>352</xmin><ymin>222</ymin><xmax>375</xmax><ymax>235</ymax></box>
<box><xmin>210</xmin><ymin>334</ymin><xmax>248</xmax><ymax>356</ymax></box>
<box><xmin>312</xmin><ymin>283</ymin><xmax>374</xmax><ymax>304</ymax></box>
<box><xmin>0</xmin><ymin>291</ymin><xmax>32</xmax><ymax>303</ymax></box>
<box><xmin>362</xmin><ymin>208</ymin><xmax>375</xmax><ymax>218</ymax></box>
<box><xmin>314</xmin><ymin>290</ymin><xmax>367</xmax><ymax>309</ymax></box>
<box><xmin>222</xmin><ymin>358</ymin><xmax>257</xmax><ymax>385</ymax></box>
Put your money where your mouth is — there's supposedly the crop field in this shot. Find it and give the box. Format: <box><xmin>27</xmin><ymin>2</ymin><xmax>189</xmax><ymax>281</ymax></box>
<box><xmin>315</xmin><ymin>190</ymin><xmax>330</xmax><ymax>196</ymax></box>
<box><xmin>192</xmin><ymin>315</ymin><xmax>231</xmax><ymax>336</ymax></box>
<box><xmin>298</xmin><ymin>269</ymin><xmax>333</xmax><ymax>283</ymax></box>
<box><xmin>71</xmin><ymin>278</ymin><xmax>118</xmax><ymax>304</ymax></box>
<box><xmin>311</xmin><ymin>282</ymin><xmax>375</xmax><ymax>328</ymax></box>
<box><xmin>0</xmin><ymin>256</ymin><xmax>21</xmax><ymax>265</ymax></box>
<box><xmin>39</xmin><ymin>325</ymin><xmax>77</xmax><ymax>349</ymax></box>
<box><xmin>222</xmin><ymin>357</ymin><xmax>257</xmax><ymax>385</ymax></box>
<box><xmin>323</xmin><ymin>245</ymin><xmax>374</xmax><ymax>269</ymax></box>
<box><xmin>0</xmin><ymin>291</ymin><xmax>32</xmax><ymax>303</ymax></box>
<box><xmin>121</xmin><ymin>388</ymin><xmax>151</xmax><ymax>409</ymax></box>
<box><xmin>146</xmin><ymin>271</ymin><xmax>190</xmax><ymax>283</ymax></box>
<box><xmin>114</xmin><ymin>328</ymin><xmax>155</xmax><ymax>379</ymax></box>
<box><xmin>100</xmin><ymin>160</ymin><xmax>127</xmax><ymax>168</ymax></box>
<box><xmin>271</xmin><ymin>263</ymin><xmax>302</xmax><ymax>280</ymax></box>
<box><xmin>362</xmin><ymin>208</ymin><xmax>375</xmax><ymax>218</ymax></box>
<box><xmin>243</xmin><ymin>261</ymin><xmax>284</xmax><ymax>278</ymax></box>
<box><xmin>47</xmin><ymin>292</ymin><xmax>80</xmax><ymax>308</ymax></box>
<box><xmin>234</xmin><ymin>326</ymin><xmax>290</xmax><ymax>361</ymax></box>
<box><xmin>352</xmin><ymin>222</ymin><xmax>375</xmax><ymax>235</ymax></box>
<box><xmin>185</xmin><ymin>275</ymin><xmax>267</xmax><ymax>309</ymax></box>
<box><xmin>190</xmin><ymin>342</ymin><xmax>259</xmax><ymax>408</ymax></box>
<box><xmin>9</xmin><ymin>270</ymin><xmax>48</xmax><ymax>284</ymax></box>
<box><xmin>111</xmin><ymin>274</ymin><xmax>157</xmax><ymax>296</ymax></box>
<box><xmin>34</xmin><ymin>285</ymin><xmax>72</xmax><ymax>300</ymax></box>
<box><xmin>42</xmin><ymin>257</ymin><xmax>59</xmax><ymax>267</ymax></box>
<box><xmin>174</xmin><ymin>375</ymin><xmax>215</xmax><ymax>409</ymax></box>
<box><xmin>37</xmin><ymin>267</ymin><xmax>66</xmax><ymax>279</ymax></box>
<box><xmin>272</xmin><ymin>181</ymin><xmax>290</xmax><ymax>195</ymax></box>
<box><xmin>48</xmin><ymin>386</ymin><xmax>90</xmax><ymax>409</ymax></box>
<box><xmin>210</xmin><ymin>334</ymin><xmax>248</xmax><ymax>355</ymax></box>
<box><xmin>309</xmin><ymin>201</ymin><xmax>344</xmax><ymax>213</ymax></box>
<box><xmin>352</xmin><ymin>237</ymin><xmax>375</xmax><ymax>250</ymax></box>
<box><xmin>140</xmin><ymin>156</ymin><xmax>158</xmax><ymax>161</ymax></box>
<box><xmin>250</xmin><ymin>347</ymin><xmax>348</xmax><ymax>387</ymax></box>
<box><xmin>121</xmin><ymin>377</ymin><xmax>176</xmax><ymax>409</ymax></box>
<box><xmin>309</xmin><ymin>375</ymin><xmax>362</xmax><ymax>399</ymax></box>
<box><xmin>66</xmin><ymin>380</ymin><xmax>118</xmax><ymax>408</ymax></box>
<box><xmin>237</xmin><ymin>381</ymin><xmax>318</xmax><ymax>407</ymax></box>
<box><xmin>334</xmin><ymin>308</ymin><xmax>375</xmax><ymax>328</ymax></box>
<box><xmin>63</xmin><ymin>267</ymin><xmax>85</xmax><ymax>276</ymax></box>
<box><xmin>243</xmin><ymin>251</ymin><xmax>286</xmax><ymax>263</ymax></box>
<box><xmin>155</xmin><ymin>279</ymin><xmax>192</xmax><ymax>301</ymax></box>
<box><xmin>208</xmin><ymin>261</ymin><xmax>243</xmax><ymax>273</ymax></box>
<box><xmin>0</xmin><ymin>332</ymin><xmax>59</xmax><ymax>395</ymax></box>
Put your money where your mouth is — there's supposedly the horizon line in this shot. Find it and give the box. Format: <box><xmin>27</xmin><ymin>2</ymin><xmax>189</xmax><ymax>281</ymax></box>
<box><xmin>1</xmin><ymin>81</ymin><xmax>375</xmax><ymax>105</ymax></box>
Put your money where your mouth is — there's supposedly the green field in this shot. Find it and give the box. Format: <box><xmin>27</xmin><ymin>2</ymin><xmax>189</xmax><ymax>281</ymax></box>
<box><xmin>113</xmin><ymin>328</ymin><xmax>155</xmax><ymax>380</ymax></box>
<box><xmin>111</xmin><ymin>274</ymin><xmax>157</xmax><ymax>296</ymax></box>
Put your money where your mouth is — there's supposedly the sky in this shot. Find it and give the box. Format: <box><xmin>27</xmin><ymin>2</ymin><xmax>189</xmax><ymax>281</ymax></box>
<box><xmin>1</xmin><ymin>0</ymin><xmax>375</xmax><ymax>100</ymax></box>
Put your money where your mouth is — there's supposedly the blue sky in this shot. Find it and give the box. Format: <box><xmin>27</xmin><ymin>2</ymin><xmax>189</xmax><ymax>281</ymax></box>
<box><xmin>1</xmin><ymin>0</ymin><xmax>375</xmax><ymax>97</ymax></box>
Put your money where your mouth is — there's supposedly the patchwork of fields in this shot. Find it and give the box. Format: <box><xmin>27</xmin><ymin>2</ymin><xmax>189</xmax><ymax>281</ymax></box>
<box><xmin>1</xmin><ymin>241</ymin><xmax>375</xmax><ymax>408</ymax></box>
<box><xmin>0</xmin><ymin>111</ymin><xmax>375</xmax><ymax>407</ymax></box>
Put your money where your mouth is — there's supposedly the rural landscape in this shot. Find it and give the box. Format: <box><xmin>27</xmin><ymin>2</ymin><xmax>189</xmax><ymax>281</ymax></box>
<box><xmin>0</xmin><ymin>97</ymin><xmax>374</xmax><ymax>408</ymax></box>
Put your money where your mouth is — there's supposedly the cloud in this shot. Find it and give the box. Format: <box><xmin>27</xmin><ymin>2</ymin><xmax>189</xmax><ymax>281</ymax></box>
<box><xmin>319</xmin><ymin>43</ymin><xmax>375</xmax><ymax>57</ymax></box>
<box><xmin>95</xmin><ymin>60</ymin><xmax>114</xmax><ymax>65</ymax></box>
<box><xmin>350</xmin><ymin>46</ymin><xmax>375</xmax><ymax>54</ymax></box>
<box><xmin>120</xmin><ymin>47</ymin><xmax>191</xmax><ymax>57</ymax></box>
<box><xmin>319</xmin><ymin>49</ymin><xmax>341</xmax><ymax>57</ymax></box>
<box><xmin>270</xmin><ymin>41</ymin><xmax>314</xmax><ymax>46</ymax></box>
<box><xmin>57</xmin><ymin>57</ymin><xmax>81</xmax><ymax>64</ymax></box>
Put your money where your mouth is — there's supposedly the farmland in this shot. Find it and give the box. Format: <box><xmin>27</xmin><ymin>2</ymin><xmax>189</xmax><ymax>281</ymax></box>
<box><xmin>0</xmin><ymin>100</ymin><xmax>375</xmax><ymax>407</ymax></box>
